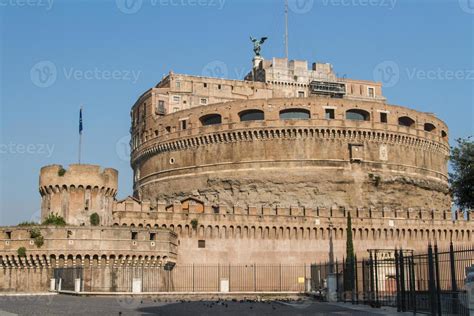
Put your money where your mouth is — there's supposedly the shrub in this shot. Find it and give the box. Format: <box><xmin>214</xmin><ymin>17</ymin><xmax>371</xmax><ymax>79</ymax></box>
<box><xmin>29</xmin><ymin>227</ymin><xmax>41</xmax><ymax>239</ymax></box>
<box><xmin>58</xmin><ymin>168</ymin><xmax>66</xmax><ymax>176</ymax></box>
<box><xmin>18</xmin><ymin>221</ymin><xmax>38</xmax><ymax>227</ymax></box>
<box><xmin>90</xmin><ymin>213</ymin><xmax>100</xmax><ymax>226</ymax></box>
<box><xmin>17</xmin><ymin>247</ymin><xmax>26</xmax><ymax>257</ymax></box>
<box><xmin>42</xmin><ymin>213</ymin><xmax>66</xmax><ymax>226</ymax></box>
<box><xmin>34</xmin><ymin>235</ymin><xmax>44</xmax><ymax>248</ymax></box>
<box><xmin>190</xmin><ymin>219</ymin><xmax>198</xmax><ymax>230</ymax></box>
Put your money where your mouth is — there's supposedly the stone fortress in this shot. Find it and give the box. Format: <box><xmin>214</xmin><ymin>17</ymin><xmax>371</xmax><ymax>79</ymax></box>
<box><xmin>1</xmin><ymin>54</ymin><xmax>472</xmax><ymax>291</ymax></box>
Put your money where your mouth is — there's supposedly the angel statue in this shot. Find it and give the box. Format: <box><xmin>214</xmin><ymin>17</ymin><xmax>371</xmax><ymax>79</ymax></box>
<box><xmin>250</xmin><ymin>36</ymin><xmax>268</xmax><ymax>57</ymax></box>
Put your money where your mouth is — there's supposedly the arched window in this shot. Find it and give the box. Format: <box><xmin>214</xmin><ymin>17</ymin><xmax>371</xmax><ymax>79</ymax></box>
<box><xmin>424</xmin><ymin>123</ymin><xmax>436</xmax><ymax>132</ymax></box>
<box><xmin>200</xmin><ymin>114</ymin><xmax>222</xmax><ymax>126</ymax></box>
<box><xmin>346</xmin><ymin>109</ymin><xmax>370</xmax><ymax>121</ymax></box>
<box><xmin>239</xmin><ymin>109</ymin><xmax>264</xmax><ymax>122</ymax></box>
<box><xmin>398</xmin><ymin>116</ymin><xmax>415</xmax><ymax>127</ymax></box>
<box><xmin>279</xmin><ymin>108</ymin><xmax>310</xmax><ymax>120</ymax></box>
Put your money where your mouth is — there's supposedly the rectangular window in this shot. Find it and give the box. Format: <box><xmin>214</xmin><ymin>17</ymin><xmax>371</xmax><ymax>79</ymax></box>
<box><xmin>156</xmin><ymin>100</ymin><xmax>165</xmax><ymax>115</ymax></box>
<box><xmin>380</xmin><ymin>112</ymin><xmax>388</xmax><ymax>123</ymax></box>
<box><xmin>212</xmin><ymin>206</ymin><xmax>220</xmax><ymax>214</ymax></box>
<box><xmin>173</xmin><ymin>107</ymin><xmax>179</xmax><ymax>113</ymax></box>
<box><xmin>368</xmin><ymin>87</ymin><xmax>375</xmax><ymax>98</ymax></box>
<box><xmin>298</xmin><ymin>91</ymin><xmax>305</xmax><ymax>98</ymax></box>
<box><xmin>203</xmin><ymin>83</ymin><xmax>207</xmax><ymax>88</ymax></box>
<box><xmin>149</xmin><ymin>233</ymin><xmax>156</xmax><ymax>241</ymax></box>
<box><xmin>217</xmin><ymin>84</ymin><xmax>222</xmax><ymax>90</ymax></box>
<box><xmin>176</xmin><ymin>81</ymin><xmax>181</xmax><ymax>88</ymax></box>
<box><xmin>172</xmin><ymin>95</ymin><xmax>180</xmax><ymax>103</ymax></box>
<box><xmin>181</xmin><ymin>120</ymin><xmax>187</xmax><ymax>130</ymax></box>
<box><xmin>198</xmin><ymin>240</ymin><xmax>206</xmax><ymax>248</ymax></box>
<box><xmin>325</xmin><ymin>109</ymin><xmax>335</xmax><ymax>119</ymax></box>
<box><xmin>6</xmin><ymin>231</ymin><xmax>11</xmax><ymax>239</ymax></box>
<box><xmin>131</xmin><ymin>232</ymin><xmax>138</xmax><ymax>240</ymax></box>
<box><xmin>200</xmin><ymin>98</ymin><xmax>208</xmax><ymax>105</ymax></box>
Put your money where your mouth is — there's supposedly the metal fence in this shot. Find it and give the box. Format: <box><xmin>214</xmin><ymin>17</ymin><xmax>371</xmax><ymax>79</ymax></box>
<box><xmin>311</xmin><ymin>243</ymin><xmax>474</xmax><ymax>315</ymax></box>
<box><xmin>54</xmin><ymin>264</ymin><xmax>310</xmax><ymax>293</ymax></box>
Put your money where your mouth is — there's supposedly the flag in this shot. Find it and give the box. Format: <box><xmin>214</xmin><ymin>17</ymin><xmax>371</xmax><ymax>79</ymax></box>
<box><xmin>79</xmin><ymin>107</ymin><xmax>83</xmax><ymax>134</ymax></box>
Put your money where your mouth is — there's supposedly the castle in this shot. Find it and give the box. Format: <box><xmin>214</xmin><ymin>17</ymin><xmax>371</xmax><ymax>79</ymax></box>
<box><xmin>1</xmin><ymin>55</ymin><xmax>472</xmax><ymax>292</ymax></box>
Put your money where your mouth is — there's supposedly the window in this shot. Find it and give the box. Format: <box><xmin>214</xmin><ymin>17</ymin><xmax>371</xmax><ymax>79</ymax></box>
<box><xmin>198</xmin><ymin>240</ymin><xmax>206</xmax><ymax>248</ymax></box>
<box><xmin>368</xmin><ymin>87</ymin><xmax>375</xmax><ymax>98</ymax></box>
<box><xmin>156</xmin><ymin>100</ymin><xmax>165</xmax><ymax>115</ymax></box>
<box><xmin>165</xmin><ymin>126</ymin><xmax>171</xmax><ymax>133</ymax></box>
<box><xmin>212</xmin><ymin>206</ymin><xmax>220</xmax><ymax>214</ymax></box>
<box><xmin>172</xmin><ymin>95</ymin><xmax>180</xmax><ymax>103</ymax></box>
<box><xmin>6</xmin><ymin>231</ymin><xmax>11</xmax><ymax>239</ymax></box>
<box><xmin>200</xmin><ymin>114</ymin><xmax>222</xmax><ymax>126</ymax></box>
<box><xmin>200</xmin><ymin>98</ymin><xmax>208</xmax><ymax>105</ymax></box>
<box><xmin>424</xmin><ymin>123</ymin><xmax>436</xmax><ymax>132</ymax></box>
<box><xmin>298</xmin><ymin>91</ymin><xmax>305</xmax><ymax>98</ymax></box>
<box><xmin>176</xmin><ymin>81</ymin><xmax>181</xmax><ymax>88</ymax></box>
<box><xmin>398</xmin><ymin>116</ymin><xmax>415</xmax><ymax>127</ymax></box>
<box><xmin>325</xmin><ymin>108</ymin><xmax>335</xmax><ymax>119</ymax></box>
<box><xmin>279</xmin><ymin>108</ymin><xmax>310</xmax><ymax>120</ymax></box>
<box><xmin>380</xmin><ymin>112</ymin><xmax>388</xmax><ymax>123</ymax></box>
<box><xmin>173</xmin><ymin>107</ymin><xmax>179</xmax><ymax>113</ymax></box>
<box><xmin>217</xmin><ymin>84</ymin><xmax>222</xmax><ymax>90</ymax></box>
<box><xmin>149</xmin><ymin>232</ymin><xmax>156</xmax><ymax>241</ymax></box>
<box><xmin>180</xmin><ymin>120</ymin><xmax>187</xmax><ymax>130</ymax></box>
<box><xmin>441</xmin><ymin>130</ymin><xmax>447</xmax><ymax>138</ymax></box>
<box><xmin>346</xmin><ymin>109</ymin><xmax>370</xmax><ymax>121</ymax></box>
<box><xmin>131</xmin><ymin>232</ymin><xmax>138</xmax><ymax>240</ymax></box>
<box><xmin>239</xmin><ymin>109</ymin><xmax>264</xmax><ymax>122</ymax></box>
<box><xmin>203</xmin><ymin>83</ymin><xmax>207</xmax><ymax>88</ymax></box>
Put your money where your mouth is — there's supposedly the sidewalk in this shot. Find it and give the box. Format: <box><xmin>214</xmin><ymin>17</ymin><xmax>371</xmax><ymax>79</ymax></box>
<box><xmin>329</xmin><ymin>302</ymin><xmax>414</xmax><ymax>315</ymax></box>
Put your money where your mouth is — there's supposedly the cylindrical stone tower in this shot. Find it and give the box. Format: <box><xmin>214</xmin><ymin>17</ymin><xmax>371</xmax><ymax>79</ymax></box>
<box><xmin>39</xmin><ymin>164</ymin><xmax>118</xmax><ymax>226</ymax></box>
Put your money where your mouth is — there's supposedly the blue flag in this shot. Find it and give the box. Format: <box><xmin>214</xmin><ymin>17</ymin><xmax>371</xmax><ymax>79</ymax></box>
<box><xmin>79</xmin><ymin>108</ymin><xmax>83</xmax><ymax>134</ymax></box>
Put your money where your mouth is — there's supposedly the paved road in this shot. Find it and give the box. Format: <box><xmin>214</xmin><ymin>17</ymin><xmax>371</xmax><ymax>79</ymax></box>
<box><xmin>0</xmin><ymin>295</ymin><xmax>390</xmax><ymax>315</ymax></box>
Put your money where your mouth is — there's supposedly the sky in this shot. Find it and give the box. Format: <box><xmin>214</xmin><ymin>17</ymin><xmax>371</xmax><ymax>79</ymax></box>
<box><xmin>0</xmin><ymin>0</ymin><xmax>473</xmax><ymax>225</ymax></box>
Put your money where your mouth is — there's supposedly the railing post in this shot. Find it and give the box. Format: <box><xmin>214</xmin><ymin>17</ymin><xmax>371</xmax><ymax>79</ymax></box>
<box><xmin>335</xmin><ymin>259</ymin><xmax>339</xmax><ymax>302</ymax></box>
<box><xmin>253</xmin><ymin>264</ymin><xmax>256</xmax><ymax>292</ymax></box>
<box><xmin>192</xmin><ymin>264</ymin><xmax>195</xmax><ymax>292</ymax></box>
<box><xmin>354</xmin><ymin>255</ymin><xmax>358</xmax><ymax>305</ymax></box>
<box><xmin>369</xmin><ymin>253</ymin><xmax>375</xmax><ymax>306</ymax></box>
<box><xmin>428</xmin><ymin>243</ymin><xmax>436</xmax><ymax>316</ymax></box>
<box><xmin>279</xmin><ymin>263</ymin><xmax>282</xmax><ymax>292</ymax></box>
<box><xmin>449</xmin><ymin>242</ymin><xmax>458</xmax><ymax>314</ymax></box>
<box><xmin>399</xmin><ymin>249</ymin><xmax>407</xmax><ymax>311</ymax></box>
<box><xmin>395</xmin><ymin>249</ymin><xmax>401</xmax><ymax>312</ymax></box>
<box><xmin>409</xmin><ymin>255</ymin><xmax>417</xmax><ymax>315</ymax></box>
<box><xmin>434</xmin><ymin>244</ymin><xmax>442</xmax><ymax>316</ymax></box>
<box><xmin>374</xmin><ymin>251</ymin><xmax>379</xmax><ymax>307</ymax></box>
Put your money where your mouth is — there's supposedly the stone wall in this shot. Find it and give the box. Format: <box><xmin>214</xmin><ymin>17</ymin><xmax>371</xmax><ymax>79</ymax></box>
<box><xmin>131</xmin><ymin>97</ymin><xmax>450</xmax><ymax>210</ymax></box>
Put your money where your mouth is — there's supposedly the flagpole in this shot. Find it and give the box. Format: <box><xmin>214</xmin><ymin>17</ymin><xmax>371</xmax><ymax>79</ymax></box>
<box><xmin>78</xmin><ymin>106</ymin><xmax>83</xmax><ymax>164</ymax></box>
<box><xmin>285</xmin><ymin>0</ymin><xmax>289</xmax><ymax>59</ymax></box>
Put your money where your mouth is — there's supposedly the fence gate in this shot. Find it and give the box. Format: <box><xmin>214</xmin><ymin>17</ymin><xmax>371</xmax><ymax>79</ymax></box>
<box><xmin>54</xmin><ymin>267</ymin><xmax>83</xmax><ymax>291</ymax></box>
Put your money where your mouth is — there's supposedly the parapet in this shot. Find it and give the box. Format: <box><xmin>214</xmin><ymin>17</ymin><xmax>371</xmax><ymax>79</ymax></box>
<box><xmin>39</xmin><ymin>164</ymin><xmax>118</xmax><ymax>194</ymax></box>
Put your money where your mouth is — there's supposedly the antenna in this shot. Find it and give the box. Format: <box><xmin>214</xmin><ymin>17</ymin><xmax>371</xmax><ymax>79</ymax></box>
<box><xmin>285</xmin><ymin>0</ymin><xmax>289</xmax><ymax>59</ymax></box>
<box><xmin>78</xmin><ymin>105</ymin><xmax>83</xmax><ymax>164</ymax></box>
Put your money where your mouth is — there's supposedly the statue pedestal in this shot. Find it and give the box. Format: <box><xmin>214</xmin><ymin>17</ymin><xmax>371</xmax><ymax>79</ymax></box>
<box><xmin>253</xmin><ymin>56</ymin><xmax>264</xmax><ymax>69</ymax></box>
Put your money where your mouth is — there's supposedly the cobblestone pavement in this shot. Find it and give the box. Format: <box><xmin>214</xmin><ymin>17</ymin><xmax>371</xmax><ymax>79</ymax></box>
<box><xmin>0</xmin><ymin>295</ymin><xmax>397</xmax><ymax>315</ymax></box>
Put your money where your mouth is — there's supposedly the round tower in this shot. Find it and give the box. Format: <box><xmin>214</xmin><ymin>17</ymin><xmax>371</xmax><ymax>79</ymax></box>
<box><xmin>39</xmin><ymin>164</ymin><xmax>118</xmax><ymax>226</ymax></box>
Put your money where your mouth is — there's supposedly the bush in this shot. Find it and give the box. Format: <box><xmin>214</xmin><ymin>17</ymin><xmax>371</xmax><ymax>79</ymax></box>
<box><xmin>29</xmin><ymin>227</ymin><xmax>41</xmax><ymax>239</ymax></box>
<box><xmin>190</xmin><ymin>219</ymin><xmax>198</xmax><ymax>230</ymax></box>
<box><xmin>58</xmin><ymin>168</ymin><xmax>66</xmax><ymax>176</ymax></box>
<box><xmin>42</xmin><ymin>213</ymin><xmax>66</xmax><ymax>226</ymax></box>
<box><xmin>34</xmin><ymin>235</ymin><xmax>44</xmax><ymax>248</ymax></box>
<box><xmin>90</xmin><ymin>213</ymin><xmax>100</xmax><ymax>226</ymax></box>
<box><xmin>18</xmin><ymin>221</ymin><xmax>38</xmax><ymax>227</ymax></box>
<box><xmin>17</xmin><ymin>247</ymin><xmax>26</xmax><ymax>257</ymax></box>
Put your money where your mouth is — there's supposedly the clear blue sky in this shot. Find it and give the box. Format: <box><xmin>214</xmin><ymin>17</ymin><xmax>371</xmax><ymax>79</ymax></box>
<box><xmin>0</xmin><ymin>0</ymin><xmax>472</xmax><ymax>225</ymax></box>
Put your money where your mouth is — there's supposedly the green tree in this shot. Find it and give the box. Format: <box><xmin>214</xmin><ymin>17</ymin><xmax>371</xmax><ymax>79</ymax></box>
<box><xmin>344</xmin><ymin>212</ymin><xmax>355</xmax><ymax>292</ymax></box>
<box><xmin>449</xmin><ymin>137</ymin><xmax>474</xmax><ymax>210</ymax></box>
<box><xmin>90</xmin><ymin>213</ymin><xmax>100</xmax><ymax>226</ymax></box>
